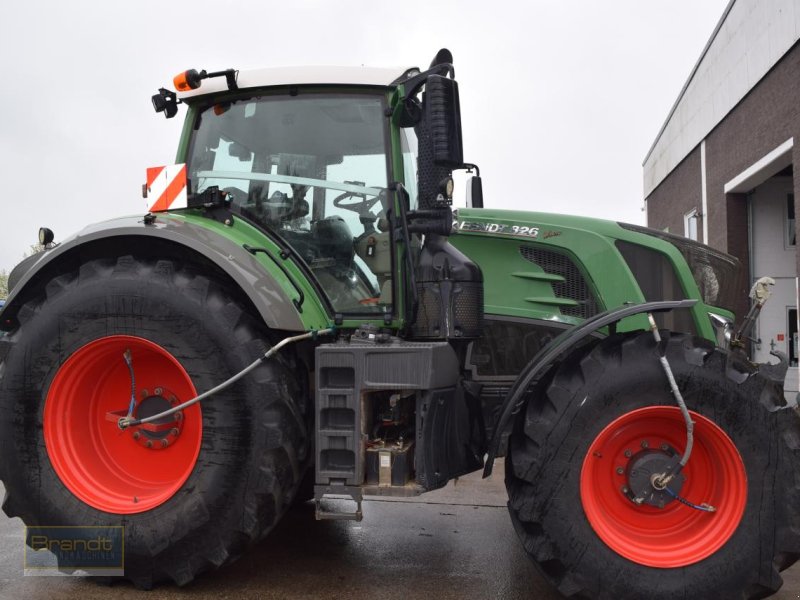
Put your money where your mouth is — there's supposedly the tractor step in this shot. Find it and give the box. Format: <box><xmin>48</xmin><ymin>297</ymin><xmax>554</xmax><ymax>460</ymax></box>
<box><xmin>314</xmin><ymin>485</ymin><xmax>363</xmax><ymax>521</ymax></box>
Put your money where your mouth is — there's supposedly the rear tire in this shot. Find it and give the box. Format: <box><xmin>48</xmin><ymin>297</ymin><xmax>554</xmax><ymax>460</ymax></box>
<box><xmin>0</xmin><ymin>256</ymin><xmax>308</xmax><ymax>587</ymax></box>
<box><xmin>506</xmin><ymin>330</ymin><xmax>800</xmax><ymax>599</ymax></box>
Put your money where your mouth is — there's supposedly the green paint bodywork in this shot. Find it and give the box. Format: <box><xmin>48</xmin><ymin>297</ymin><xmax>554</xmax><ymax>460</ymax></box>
<box><xmin>450</xmin><ymin>208</ymin><xmax>721</xmax><ymax>340</ymax></box>
<box><xmin>164</xmin><ymin>211</ymin><xmax>331</xmax><ymax>330</ymax></box>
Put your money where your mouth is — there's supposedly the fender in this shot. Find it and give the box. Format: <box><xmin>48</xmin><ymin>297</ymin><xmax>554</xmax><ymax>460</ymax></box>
<box><xmin>483</xmin><ymin>299</ymin><xmax>698</xmax><ymax>477</ymax></box>
<box><xmin>0</xmin><ymin>215</ymin><xmax>306</xmax><ymax>332</ymax></box>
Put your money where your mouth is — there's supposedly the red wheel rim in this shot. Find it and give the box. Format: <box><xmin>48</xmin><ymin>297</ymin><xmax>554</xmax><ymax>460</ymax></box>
<box><xmin>580</xmin><ymin>406</ymin><xmax>747</xmax><ymax>567</ymax></box>
<box><xmin>44</xmin><ymin>336</ymin><xmax>202</xmax><ymax>514</ymax></box>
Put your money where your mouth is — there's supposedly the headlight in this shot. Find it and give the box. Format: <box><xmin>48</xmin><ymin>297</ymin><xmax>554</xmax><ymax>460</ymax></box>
<box><xmin>38</xmin><ymin>227</ymin><xmax>54</xmax><ymax>246</ymax></box>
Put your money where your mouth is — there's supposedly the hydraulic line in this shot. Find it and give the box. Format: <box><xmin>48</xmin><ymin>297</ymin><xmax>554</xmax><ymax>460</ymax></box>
<box><xmin>622</xmin><ymin>316</ymin><xmax>717</xmax><ymax>512</ymax></box>
<box><xmin>646</xmin><ymin>314</ymin><xmax>693</xmax><ymax>487</ymax></box>
<box><xmin>117</xmin><ymin>328</ymin><xmax>335</xmax><ymax>430</ymax></box>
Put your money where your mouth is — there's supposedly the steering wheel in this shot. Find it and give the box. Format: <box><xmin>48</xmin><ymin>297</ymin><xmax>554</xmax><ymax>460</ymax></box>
<box><xmin>332</xmin><ymin>190</ymin><xmax>382</xmax><ymax>217</ymax></box>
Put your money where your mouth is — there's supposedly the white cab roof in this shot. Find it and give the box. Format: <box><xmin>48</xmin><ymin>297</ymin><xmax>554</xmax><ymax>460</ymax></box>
<box><xmin>177</xmin><ymin>65</ymin><xmax>416</xmax><ymax>100</ymax></box>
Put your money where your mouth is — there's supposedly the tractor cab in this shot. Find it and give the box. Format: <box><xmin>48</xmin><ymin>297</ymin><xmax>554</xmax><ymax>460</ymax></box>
<box><xmin>184</xmin><ymin>91</ymin><xmax>398</xmax><ymax>314</ymax></box>
<box><xmin>154</xmin><ymin>53</ymin><xmax>482</xmax><ymax>336</ymax></box>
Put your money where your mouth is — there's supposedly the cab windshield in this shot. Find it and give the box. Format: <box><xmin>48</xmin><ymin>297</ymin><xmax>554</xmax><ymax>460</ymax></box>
<box><xmin>185</xmin><ymin>92</ymin><xmax>392</xmax><ymax>315</ymax></box>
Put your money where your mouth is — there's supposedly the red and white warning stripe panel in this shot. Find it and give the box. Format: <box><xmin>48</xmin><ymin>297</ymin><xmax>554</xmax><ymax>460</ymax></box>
<box><xmin>145</xmin><ymin>164</ymin><xmax>187</xmax><ymax>212</ymax></box>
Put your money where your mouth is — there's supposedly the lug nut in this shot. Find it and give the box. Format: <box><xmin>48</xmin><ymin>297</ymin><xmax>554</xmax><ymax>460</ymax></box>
<box><xmin>132</xmin><ymin>431</ymin><xmax>140</xmax><ymax>440</ymax></box>
<box><xmin>175</xmin><ymin>412</ymin><xmax>183</xmax><ymax>421</ymax></box>
<box><xmin>141</xmin><ymin>389</ymin><xmax>149</xmax><ymax>398</ymax></box>
<box><xmin>170</xmin><ymin>395</ymin><xmax>177</xmax><ymax>405</ymax></box>
<box><xmin>154</xmin><ymin>387</ymin><xmax>163</xmax><ymax>396</ymax></box>
<box><xmin>641</xmin><ymin>440</ymin><xmax>649</xmax><ymax>449</ymax></box>
<box><xmin>616</xmin><ymin>467</ymin><xmax>624</xmax><ymax>475</ymax></box>
<box><xmin>161</xmin><ymin>439</ymin><xmax>169</xmax><ymax>448</ymax></box>
<box><xmin>170</xmin><ymin>428</ymin><xmax>179</xmax><ymax>437</ymax></box>
<box><xmin>146</xmin><ymin>440</ymin><xmax>153</xmax><ymax>448</ymax></box>
<box><xmin>624</xmin><ymin>449</ymin><xmax>632</xmax><ymax>458</ymax></box>
<box><xmin>661</xmin><ymin>443</ymin><xmax>669</xmax><ymax>451</ymax></box>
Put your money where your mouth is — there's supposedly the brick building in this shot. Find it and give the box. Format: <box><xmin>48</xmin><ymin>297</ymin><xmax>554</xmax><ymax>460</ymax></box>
<box><xmin>644</xmin><ymin>0</ymin><xmax>800</xmax><ymax>397</ymax></box>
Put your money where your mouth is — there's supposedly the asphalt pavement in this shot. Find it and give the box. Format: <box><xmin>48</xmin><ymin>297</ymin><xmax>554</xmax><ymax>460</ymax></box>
<box><xmin>1</xmin><ymin>463</ymin><xmax>799</xmax><ymax>599</ymax></box>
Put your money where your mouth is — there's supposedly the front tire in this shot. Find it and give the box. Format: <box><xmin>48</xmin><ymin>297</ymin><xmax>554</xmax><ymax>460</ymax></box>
<box><xmin>506</xmin><ymin>330</ymin><xmax>800</xmax><ymax>599</ymax></box>
<box><xmin>0</xmin><ymin>256</ymin><xmax>308</xmax><ymax>587</ymax></box>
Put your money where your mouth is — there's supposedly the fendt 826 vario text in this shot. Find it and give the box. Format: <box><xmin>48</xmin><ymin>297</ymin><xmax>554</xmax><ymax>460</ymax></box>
<box><xmin>1</xmin><ymin>50</ymin><xmax>799</xmax><ymax>599</ymax></box>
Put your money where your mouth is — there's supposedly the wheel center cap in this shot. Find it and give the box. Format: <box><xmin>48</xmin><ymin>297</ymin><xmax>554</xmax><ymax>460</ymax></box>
<box><xmin>626</xmin><ymin>448</ymin><xmax>685</xmax><ymax>508</ymax></box>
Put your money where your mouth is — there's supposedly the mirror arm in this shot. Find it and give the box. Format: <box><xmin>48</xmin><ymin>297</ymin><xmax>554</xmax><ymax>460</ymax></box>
<box><xmin>397</xmin><ymin>63</ymin><xmax>454</xmax><ymax>100</ymax></box>
<box><xmin>461</xmin><ymin>163</ymin><xmax>480</xmax><ymax>177</ymax></box>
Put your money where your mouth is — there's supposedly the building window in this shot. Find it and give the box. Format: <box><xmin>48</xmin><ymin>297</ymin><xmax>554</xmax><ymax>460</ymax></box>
<box><xmin>684</xmin><ymin>209</ymin><xmax>699</xmax><ymax>241</ymax></box>
<box><xmin>787</xmin><ymin>194</ymin><xmax>796</xmax><ymax>247</ymax></box>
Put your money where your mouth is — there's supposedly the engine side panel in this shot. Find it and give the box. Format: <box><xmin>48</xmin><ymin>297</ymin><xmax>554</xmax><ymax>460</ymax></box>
<box><xmin>450</xmin><ymin>208</ymin><xmax>718</xmax><ymax>341</ymax></box>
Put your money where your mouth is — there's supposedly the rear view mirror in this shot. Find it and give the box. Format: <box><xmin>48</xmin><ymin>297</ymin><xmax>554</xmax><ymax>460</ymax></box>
<box><xmin>424</xmin><ymin>75</ymin><xmax>463</xmax><ymax>168</ymax></box>
<box><xmin>467</xmin><ymin>175</ymin><xmax>483</xmax><ymax>209</ymax></box>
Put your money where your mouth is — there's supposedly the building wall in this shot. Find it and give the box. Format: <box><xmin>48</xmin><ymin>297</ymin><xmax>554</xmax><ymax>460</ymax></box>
<box><xmin>647</xmin><ymin>40</ymin><xmax>800</xmax><ymax>255</ymax></box>
<box><xmin>643</xmin><ymin>0</ymin><xmax>800</xmax><ymax>197</ymax></box>
<box><xmin>645</xmin><ymin>147</ymin><xmax>702</xmax><ymax>237</ymax></box>
<box><xmin>704</xmin><ymin>39</ymin><xmax>800</xmax><ymax>248</ymax></box>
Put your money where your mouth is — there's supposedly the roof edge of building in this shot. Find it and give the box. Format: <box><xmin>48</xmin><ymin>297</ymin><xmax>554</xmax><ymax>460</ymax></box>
<box><xmin>642</xmin><ymin>0</ymin><xmax>737</xmax><ymax>167</ymax></box>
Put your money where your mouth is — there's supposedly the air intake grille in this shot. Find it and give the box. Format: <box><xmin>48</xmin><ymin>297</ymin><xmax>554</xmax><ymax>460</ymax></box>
<box><xmin>519</xmin><ymin>245</ymin><xmax>599</xmax><ymax>319</ymax></box>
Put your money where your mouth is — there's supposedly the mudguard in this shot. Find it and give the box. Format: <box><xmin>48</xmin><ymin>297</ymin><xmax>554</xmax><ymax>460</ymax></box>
<box><xmin>483</xmin><ymin>299</ymin><xmax>698</xmax><ymax>477</ymax></box>
<box><xmin>0</xmin><ymin>215</ymin><xmax>306</xmax><ymax>332</ymax></box>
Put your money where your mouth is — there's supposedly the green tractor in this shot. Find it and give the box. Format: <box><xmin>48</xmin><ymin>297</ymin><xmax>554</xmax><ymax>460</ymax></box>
<box><xmin>1</xmin><ymin>49</ymin><xmax>798</xmax><ymax>598</ymax></box>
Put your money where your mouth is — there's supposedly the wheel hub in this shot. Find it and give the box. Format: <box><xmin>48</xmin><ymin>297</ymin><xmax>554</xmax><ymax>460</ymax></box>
<box><xmin>130</xmin><ymin>387</ymin><xmax>183</xmax><ymax>450</ymax></box>
<box><xmin>624</xmin><ymin>446</ymin><xmax>684</xmax><ymax>508</ymax></box>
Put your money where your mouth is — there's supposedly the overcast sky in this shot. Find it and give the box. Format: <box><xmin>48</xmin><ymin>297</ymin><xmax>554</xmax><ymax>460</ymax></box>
<box><xmin>0</xmin><ymin>0</ymin><xmax>730</xmax><ymax>273</ymax></box>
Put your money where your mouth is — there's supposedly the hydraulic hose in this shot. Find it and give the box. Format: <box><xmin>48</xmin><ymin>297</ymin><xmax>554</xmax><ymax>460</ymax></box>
<box><xmin>647</xmin><ymin>314</ymin><xmax>693</xmax><ymax>485</ymax></box>
<box><xmin>643</xmin><ymin>315</ymin><xmax>718</xmax><ymax>512</ymax></box>
<box><xmin>118</xmin><ymin>328</ymin><xmax>336</xmax><ymax>430</ymax></box>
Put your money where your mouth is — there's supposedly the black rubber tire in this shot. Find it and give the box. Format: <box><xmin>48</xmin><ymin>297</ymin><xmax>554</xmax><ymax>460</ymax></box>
<box><xmin>506</xmin><ymin>330</ymin><xmax>800</xmax><ymax>599</ymax></box>
<box><xmin>0</xmin><ymin>256</ymin><xmax>309</xmax><ymax>588</ymax></box>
